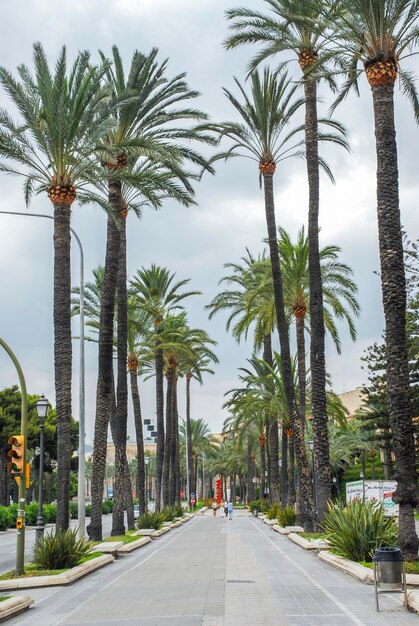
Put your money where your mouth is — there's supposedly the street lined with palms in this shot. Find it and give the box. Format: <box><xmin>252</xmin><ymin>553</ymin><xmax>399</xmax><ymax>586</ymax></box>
<box><xmin>5</xmin><ymin>514</ymin><xmax>417</xmax><ymax>626</ymax></box>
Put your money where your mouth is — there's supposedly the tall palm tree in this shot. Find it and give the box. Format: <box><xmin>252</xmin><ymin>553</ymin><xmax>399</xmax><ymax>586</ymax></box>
<box><xmin>0</xmin><ymin>44</ymin><xmax>111</xmax><ymax>529</ymax></box>
<box><xmin>328</xmin><ymin>0</ymin><xmax>419</xmax><ymax>560</ymax></box>
<box><xmin>89</xmin><ymin>46</ymin><xmax>213</xmax><ymax>539</ymax></box>
<box><xmin>206</xmin><ymin>251</ymin><xmax>278</xmax><ymax>499</ymax></box>
<box><xmin>206</xmin><ymin>68</ymin><xmax>315</xmax><ymax>524</ymax></box>
<box><xmin>178</xmin><ymin>329</ymin><xmax>218</xmax><ymax>505</ymax></box>
<box><xmin>130</xmin><ymin>266</ymin><xmax>200</xmax><ymax>510</ymax></box>
<box><xmin>225</xmin><ymin>0</ymin><xmax>346</xmax><ymax>523</ymax></box>
<box><xmin>278</xmin><ymin>225</ymin><xmax>360</xmax><ymax>423</ymax></box>
<box><xmin>127</xmin><ymin>299</ymin><xmax>154</xmax><ymax>515</ymax></box>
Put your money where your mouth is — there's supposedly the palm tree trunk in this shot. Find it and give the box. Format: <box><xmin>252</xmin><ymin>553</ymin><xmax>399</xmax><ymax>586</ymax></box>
<box><xmin>88</xmin><ymin>180</ymin><xmax>121</xmax><ymax>541</ymax></box>
<box><xmin>112</xmin><ymin>216</ymin><xmax>128</xmax><ymax>536</ymax></box>
<box><xmin>124</xmin><ymin>456</ymin><xmax>135</xmax><ymax>531</ymax></box>
<box><xmin>186</xmin><ymin>375</ymin><xmax>194</xmax><ymax>506</ymax></box>
<box><xmin>162</xmin><ymin>370</ymin><xmax>174</xmax><ymax>506</ymax></box>
<box><xmin>130</xmin><ymin>369</ymin><xmax>146</xmax><ymax>514</ymax></box>
<box><xmin>260</xmin><ymin>441</ymin><xmax>266</xmax><ymax>500</ymax></box>
<box><xmin>263</xmin><ymin>334</ymin><xmax>279</xmax><ymax>503</ymax></box>
<box><xmin>371</xmin><ymin>81</ymin><xmax>418</xmax><ymax>560</ymax></box>
<box><xmin>288</xmin><ymin>438</ymin><xmax>296</xmax><ymax>504</ymax></box>
<box><xmin>173</xmin><ymin>377</ymin><xmax>181</xmax><ymax>505</ymax></box>
<box><xmin>155</xmin><ymin>344</ymin><xmax>164</xmax><ymax>511</ymax></box>
<box><xmin>247</xmin><ymin>433</ymin><xmax>254</xmax><ymax>502</ymax></box>
<box><xmin>262</xmin><ymin>172</ymin><xmax>313</xmax><ymax>528</ymax></box>
<box><xmin>383</xmin><ymin>431</ymin><xmax>393</xmax><ymax>480</ymax></box>
<box><xmin>295</xmin><ymin>315</ymin><xmax>307</xmax><ymax>428</ymax></box>
<box><xmin>280</xmin><ymin>427</ymin><xmax>288</xmax><ymax>507</ymax></box>
<box><xmin>53</xmin><ymin>201</ymin><xmax>72</xmax><ymax>530</ymax></box>
<box><xmin>304</xmin><ymin>76</ymin><xmax>330</xmax><ymax>522</ymax></box>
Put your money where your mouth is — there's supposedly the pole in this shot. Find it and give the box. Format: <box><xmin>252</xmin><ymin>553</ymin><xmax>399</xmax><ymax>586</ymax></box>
<box><xmin>0</xmin><ymin>337</ymin><xmax>28</xmax><ymax>576</ymax></box>
<box><xmin>145</xmin><ymin>462</ymin><xmax>148</xmax><ymax>512</ymax></box>
<box><xmin>0</xmin><ymin>211</ymin><xmax>86</xmax><ymax>538</ymax></box>
<box><xmin>35</xmin><ymin>419</ymin><xmax>45</xmax><ymax>546</ymax></box>
<box><xmin>202</xmin><ymin>451</ymin><xmax>205</xmax><ymax>500</ymax></box>
<box><xmin>185</xmin><ymin>440</ymin><xmax>190</xmax><ymax>507</ymax></box>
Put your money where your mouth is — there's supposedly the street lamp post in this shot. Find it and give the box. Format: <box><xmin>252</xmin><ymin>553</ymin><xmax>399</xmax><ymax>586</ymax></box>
<box><xmin>0</xmin><ymin>337</ymin><xmax>28</xmax><ymax>576</ymax></box>
<box><xmin>35</xmin><ymin>395</ymin><xmax>49</xmax><ymax>546</ymax></box>
<box><xmin>308</xmin><ymin>439</ymin><xmax>318</xmax><ymax>529</ymax></box>
<box><xmin>360</xmin><ymin>470</ymin><xmax>365</xmax><ymax>502</ymax></box>
<box><xmin>144</xmin><ymin>456</ymin><xmax>149</xmax><ymax>512</ymax></box>
<box><xmin>0</xmin><ymin>210</ymin><xmax>86</xmax><ymax>538</ymax></box>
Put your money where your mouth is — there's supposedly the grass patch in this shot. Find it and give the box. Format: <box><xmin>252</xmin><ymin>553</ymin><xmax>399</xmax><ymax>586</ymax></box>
<box><xmin>0</xmin><ymin>551</ymin><xmax>103</xmax><ymax>580</ymax></box>
<box><xmin>0</xmin><ymin>596</ymin><xmax>10</xmax><ymax>602</ymax></box>
<box><xmin>300</xmin><ymin>532</ymin><xmax>324</xmax><ymax>541</ymax></box>
<box><xmin>103</xmin><ymin>534</ymin><xmax>139</xmax><ymax>544</ymax></box>
<box><xmin>361</xmin><ymin>560</ymin><xmax>419</xmax><ymax>574</ymax></box>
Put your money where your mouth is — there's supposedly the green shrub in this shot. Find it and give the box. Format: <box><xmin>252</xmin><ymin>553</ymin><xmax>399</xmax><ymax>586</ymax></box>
<box><xmin>266</xmin><ymin>503</ymin><xmax>281</xmax><ymax>520</ymax></box>
<box><xmin>248</xmin><ymin>499</ymin><xmax>269</xmax><ymax>513</ymax></box>
<box><xmin>33</xmin><ymin>528</ymin><xmax>93</xmax><ymax>570</ymax></box>
<box><xmin>102</xmin><ymin>500</ymin><xmax>113</xmax><ymax>515</ymax></box>
<box><xmin>25</xmin><ymin>502</ymin><xmax>40</xmax><ymax>526</ymax></box>
<box><xmin>69</xmin><ymin>502</ymin><xmax>78</xmax><ymax>519</ymax></box>
<box><xmin>7</xmin><ymin>504</ymin><xmax>17</xmax><ymax>527</ymax></box>
<box><xmin>0</xmin><ymin>506</ymin><xmax>12</xmax><ymax>531</ymax></box>
<box><xmin>43</xmin><ymin>504</ymin><xmax>57</xmax><ymax>523</ymax></box>
<box><xmin>137</xmin><ymin>511</ymin><xmax>165</xmax><ymax>530</ymax></box>
<box><xmin>172</xmin><ymin>503</ymin><xmax>184</xmax><ymax>518</ymax></box>
<box><xmin>277</xmin><ymin>505</ymin><xmax>296</xmax><ymax>527</ymax></box>
<box><xmin>85</xmin><ymin>503</ymin><xmax>92</xmax><ymax>517</ymax></box>
<box><xmin>322</xmin><ymin>500</ymin><xmax>398</xmax><ymax>563</ymax></box>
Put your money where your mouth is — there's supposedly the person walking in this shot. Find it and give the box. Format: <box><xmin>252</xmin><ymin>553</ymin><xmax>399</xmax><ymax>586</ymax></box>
<box><xmin>212</xmin><ymin>500</ymin><xmax>218</xmax><ymax>517</ymax></box>
<box><xmin>224</xmin><ymin>500</ymin><xmax>228</xmax><ymax>518</ymax></box>
<box><xmin>228</xmin><ymin>499</ymin><xmax>233</xmax><ymax>521</ymax></box>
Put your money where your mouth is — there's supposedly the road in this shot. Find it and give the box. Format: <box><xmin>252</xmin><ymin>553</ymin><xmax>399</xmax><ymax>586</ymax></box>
<box><xmin>0</xmin><ymin>514</ymin><xmax>115</xmax><ymax>574</ymax></box>
<box><xmin>4</xmin><ymin>512</ymin><xmax>417</xmax><ymax>626</ymax></box>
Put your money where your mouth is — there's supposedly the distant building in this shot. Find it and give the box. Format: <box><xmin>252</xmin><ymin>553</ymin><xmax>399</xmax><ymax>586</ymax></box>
<box><xmin>337</xmin><ymin>387</ymin><xmax>364</xmax><ymax>418</ymax></box>
<box><xmin>105</xmin><ymin>440</ymin><xmax>156</xmax><ymax>465</ymax></box>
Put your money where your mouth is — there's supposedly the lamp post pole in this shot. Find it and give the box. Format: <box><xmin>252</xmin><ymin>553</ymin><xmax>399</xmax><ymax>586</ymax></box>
<box><xmin>144</xmin><ymin>457</ymin><xmax>149</xmax><ymax>512</ymax></box>
<box><xmin>0</xmin><ymin>337</ymin><xmax>28</xmax><ymax>576</ymax></box>
<box><xmin>35</xmin><ymin>395</ymin><xmax>49</xmax><ymax>546</ymax></box>
<box><xmin>0</xmin><ymin>210</ymin><xmax>86</xmax><ymax>538</ymax></box>
<box><xmin>308</xmin><ymin>439</ymin><xmax>317</xmax><ymax>529</ymax></box>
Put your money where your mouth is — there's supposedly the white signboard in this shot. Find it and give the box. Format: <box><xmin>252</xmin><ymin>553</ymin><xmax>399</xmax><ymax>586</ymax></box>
<box><xmin>346</xmin><ymin>480</ymin><xmax>398</xmax><ymax>516</ymax></box>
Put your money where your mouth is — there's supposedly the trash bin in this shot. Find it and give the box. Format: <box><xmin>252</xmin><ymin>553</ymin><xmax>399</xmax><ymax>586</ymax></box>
<box><xmin>372</xmin><ymin>547</ymin><xmax>407</xmax><ymax>611</ymax></box>
<box><xmin>252</xmin><ymin>507</ymin><xmax>259</xmax><ymax>517</ymax></box>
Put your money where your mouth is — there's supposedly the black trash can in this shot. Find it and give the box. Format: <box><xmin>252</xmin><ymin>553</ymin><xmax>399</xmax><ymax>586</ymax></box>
<box><xmin>252</xmin><ymin>507</ymin><xmax>259</xmax><ymax>517</ymax></box>
<box><xmin>372</xmin><ymin>547</ymin><xmax>407</xmax><ymax>611</ymax></box>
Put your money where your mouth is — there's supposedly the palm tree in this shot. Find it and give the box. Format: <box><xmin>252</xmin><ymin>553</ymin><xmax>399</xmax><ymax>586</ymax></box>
<box><xmin>206</xmin><ymin>68</ymin><xmax>314</xmax><ymax>522</ymax></box>
<box><xmin>127</xmin><ymin>299</ymin><xmax>154</xmax><ymax>515</ymax></box>
<box><xmin>225</xmin><ymin>0</ymin><xmax>348</xmax><ymax>524</ymax></box>
<box><xmin>130</xmin><ymin>266</ymin><xmax>200</xmax><ymax>510</ymax></box>
<box><xmin>328</xmin><ymin>0</ymin><xmax>419</xmax><ymax>560</ymax></box>
<box><xmin>206</xmin><ymin>251</ymin><xmax>278</xmax><ymax>499</ymax></box>
<box><xmin>89</xmin><ymin>46</ymin><xmax>213</xmax><ymax>539</ymax></box>
<box><xmin>178</xmin><ymin>329</ymin><xmax>218</xmax><ymax>505</ymax></box>
<box><xmin>0</xmin><ymin>44</ymin><xmax>111</xmax><ymax>529</ymax></box>
<box><xmin>278</xmin><ymin>225</ymin><xmax>360</xmax><ymax>423</ymax></box>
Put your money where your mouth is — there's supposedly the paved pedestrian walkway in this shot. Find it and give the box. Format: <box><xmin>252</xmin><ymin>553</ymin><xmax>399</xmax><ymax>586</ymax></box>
<box><xmin>6</xmin><ymin>513</ymin><xmax>418</xmax><ymax>625</ymax></box>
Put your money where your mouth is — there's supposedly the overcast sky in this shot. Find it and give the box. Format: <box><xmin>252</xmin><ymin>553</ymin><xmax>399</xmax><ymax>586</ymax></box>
<box><xmin>0</xmin><ymin>0</ymin><xmax>418</xmax><ymax>442</ymax></box>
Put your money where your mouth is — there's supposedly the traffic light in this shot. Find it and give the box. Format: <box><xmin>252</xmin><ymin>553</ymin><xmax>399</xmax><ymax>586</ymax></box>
<box><xmin>7</xmin><ymin>435</ymin><xmax>24</xmax><ymax>475</ymax></box>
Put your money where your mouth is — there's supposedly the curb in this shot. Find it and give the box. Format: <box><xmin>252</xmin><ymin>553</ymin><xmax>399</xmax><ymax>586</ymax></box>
<box><xmin>0</xmin><ymin>596</ymin><xmax>33</xmax><ymax>622</ymax></box>
<box><xmin>118</xmin><ymin>536</ymin><xmax>151</xmax><ymax>554</ymax></box>
<box><xmin>288</xmin><ymin>533</ymin><xmax>318</xmax><ymax>550</ymax></box>
<box><xmin>0</xmin><ymin>554</ymin><xmax>114</xmax><ymax>590</ymax></box>
<box><xmin>151</xmin><ymin>527</ymin><xmax>171</xmax><ymax>538</ymax></box>
<box><xmin>318</xmin><ymin>551</ymin><xmax>374</xmax><ymax>584</ymax></box>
